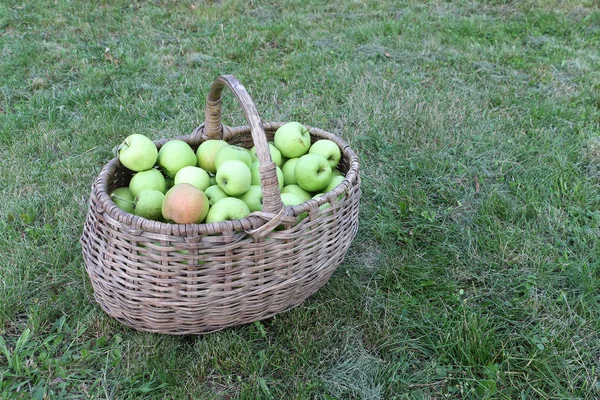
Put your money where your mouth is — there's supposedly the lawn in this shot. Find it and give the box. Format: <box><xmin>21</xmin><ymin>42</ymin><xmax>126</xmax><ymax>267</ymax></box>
<box><xmin>2</xmin><ymin>0</ymin><xmax>600</xmax><ymax>398</ymax></box>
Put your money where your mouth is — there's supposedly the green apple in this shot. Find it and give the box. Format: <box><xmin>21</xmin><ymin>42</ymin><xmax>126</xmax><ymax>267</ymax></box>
<box><xmin>282</xmin><ymin>184</ymin><xmax>311</xmax><ymax>202</ymax></box>
<box><xmin>162</xmin><ymin>183</ymin><xmax>209</xmax><ymax>224</ymax></box>
<box><xmin>209</xmin><ymin>174</ymin><xmax>217</xmax><ymax>186</ymax></box>
<box><xmin>165</xmin><ymin>177</ymin><xmax>174</xmax><ymax>190</ymax></box>
<box><xmin>205</xmin><ymin>185</ymin><xmax>229</xmax><ymax>205</ymax></box>
<box><xmin>250</xmin><ymin>142</ymin><xmax>283</xmax><ymax>167</ymax></box>
<box><xmin>174</xmin><ymin>166</ymin><xmax>211</xmax><ymax>191</ymax></box>
<box><xmin>331</xmin><ymin>168</ymin><xmax>344</xmax><ymax>178</ymax></box>
<box><xmin>117</xmin><ymin>134</ymin><xmax>158</xmax><ymax>172</ymax></box>
<box><xmin>281</xmin><ymin>192</ymin><xmax>307</xmax><ymax>223</ymax></box>
<box><xmin>216</xmin><ymin>160</ymin><xmax>252</xmax><ymax>196</ymax></box>
<box><xmin>129</xmin><ymin>168</ymin><xmax>167</xmax><ymax>197</ymax></box>
<box><xmin>214</xmin><ymin>145</ymin><xmax>252</xmax><ymax>170</ymax></box>
<box><xmin>250</xmin><ymin>161</ymin><xmax>261</xmax><ymax>186</ymax></box>
<box><xmin>196</xmin><ymin>139</ymin><xmax>229</xmax><ymax>173</ymax></box>
<box><xmin>281</xmin><ymin>192</ymin><xmax>303</xmax><ymax>207</ymax></box>
<box><xmin>273</xmin><ymin>122</ymin><xmax>311</xmax><ymax>158</ymax></box>
<box><xmin>238</xmin><ymin>185</ymin><xmax>263</xmax><ymax>212</ymax></box>
<box><xmin>281</xmin><ymin>158</ymin><xmax>299</xmax><ymax>185</ymax></box>
<box><xmin>205</xmin><ymin>197</ymin><xmax>251</xmax><ymax>223</ymax></box>
<box><xmin>308</xmin><ymin>139</ymin><xmax>341</xmax><ymax>169</ymax></box>
<box><xmin>294</xmin><ymin>154</ymin><xmax>332</xmax><ymax>192</ymax></box>
<box><xmin>250</xmin><ymin>161</ymin><xmax>284</xmax><ymax>190</ymax></box>
<box><xmin>323</xmin><ymin>175</ymin><xmax>345</xmax><ymax>193</ymax></box>
<box><xmin>157</xmin><ymin>139</ymin><xmax>197</xmax><ymax>178</ymax></box>
<box><xmin>133</xmin><ymin>189</ymin><xmax>165</xmax><ymax>221</ymax></box>
<box><xmin>276</xmin><ymin>165</ymin><xmax>284</xmax><ymax>190</ymax></box>
<box><xmin>110</xmin><ymin>187</ymin><xmax>135</xmax><ymax>214</ymax></box>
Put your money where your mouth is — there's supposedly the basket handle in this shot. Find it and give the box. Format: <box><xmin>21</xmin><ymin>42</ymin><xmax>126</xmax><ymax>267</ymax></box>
<box><xmin>201</xmin><ymin>75</ymin><xmax>284</xmax><ymax>215</ymax></box>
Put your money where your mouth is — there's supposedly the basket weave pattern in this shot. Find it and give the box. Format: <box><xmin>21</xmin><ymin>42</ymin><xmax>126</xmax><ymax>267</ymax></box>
<box><xmin>80</xmin><ymin>76</ymin><xmax>360</xmax><ymax>334</ymax></box>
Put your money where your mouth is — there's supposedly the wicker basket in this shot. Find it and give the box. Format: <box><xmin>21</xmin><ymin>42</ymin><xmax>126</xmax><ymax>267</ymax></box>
<box><xmin>80</xmin><ymin>75</ymin><xmax>361</xmax><ymax>335</ymax></box>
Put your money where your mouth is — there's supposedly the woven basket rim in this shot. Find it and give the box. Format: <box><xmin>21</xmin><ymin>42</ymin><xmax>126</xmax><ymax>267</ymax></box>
<box><xmin>93</xmin><ymin>122</ymin><xmax>359</xmax><ymax>237</ymax></box>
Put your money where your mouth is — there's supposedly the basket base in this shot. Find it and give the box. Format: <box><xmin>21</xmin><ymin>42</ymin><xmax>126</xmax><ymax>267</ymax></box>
<box><xmin>91</xmin><ymin>262</ymin><xmax>341</xmax><ymax>335</ymax></box>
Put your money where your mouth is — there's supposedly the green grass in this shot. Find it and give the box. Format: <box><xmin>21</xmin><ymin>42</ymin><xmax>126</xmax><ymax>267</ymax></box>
<box><xmin>2</xmin><ymin>0</ymin><xmax>600</xmax><ymax>398</ymax></box>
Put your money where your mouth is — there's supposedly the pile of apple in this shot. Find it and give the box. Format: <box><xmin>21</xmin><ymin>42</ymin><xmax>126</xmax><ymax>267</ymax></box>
<box><xmin>110</xmin><ymin>122</ymin><xmax>345</xmax><ymax>224</ymax></box>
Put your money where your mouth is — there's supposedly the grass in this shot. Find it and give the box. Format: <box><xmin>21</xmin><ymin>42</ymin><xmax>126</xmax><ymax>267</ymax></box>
<box><xmin>1</xmin><ymin>0</ymin><xmax>600</xmax><ymax>398</ymax></box>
